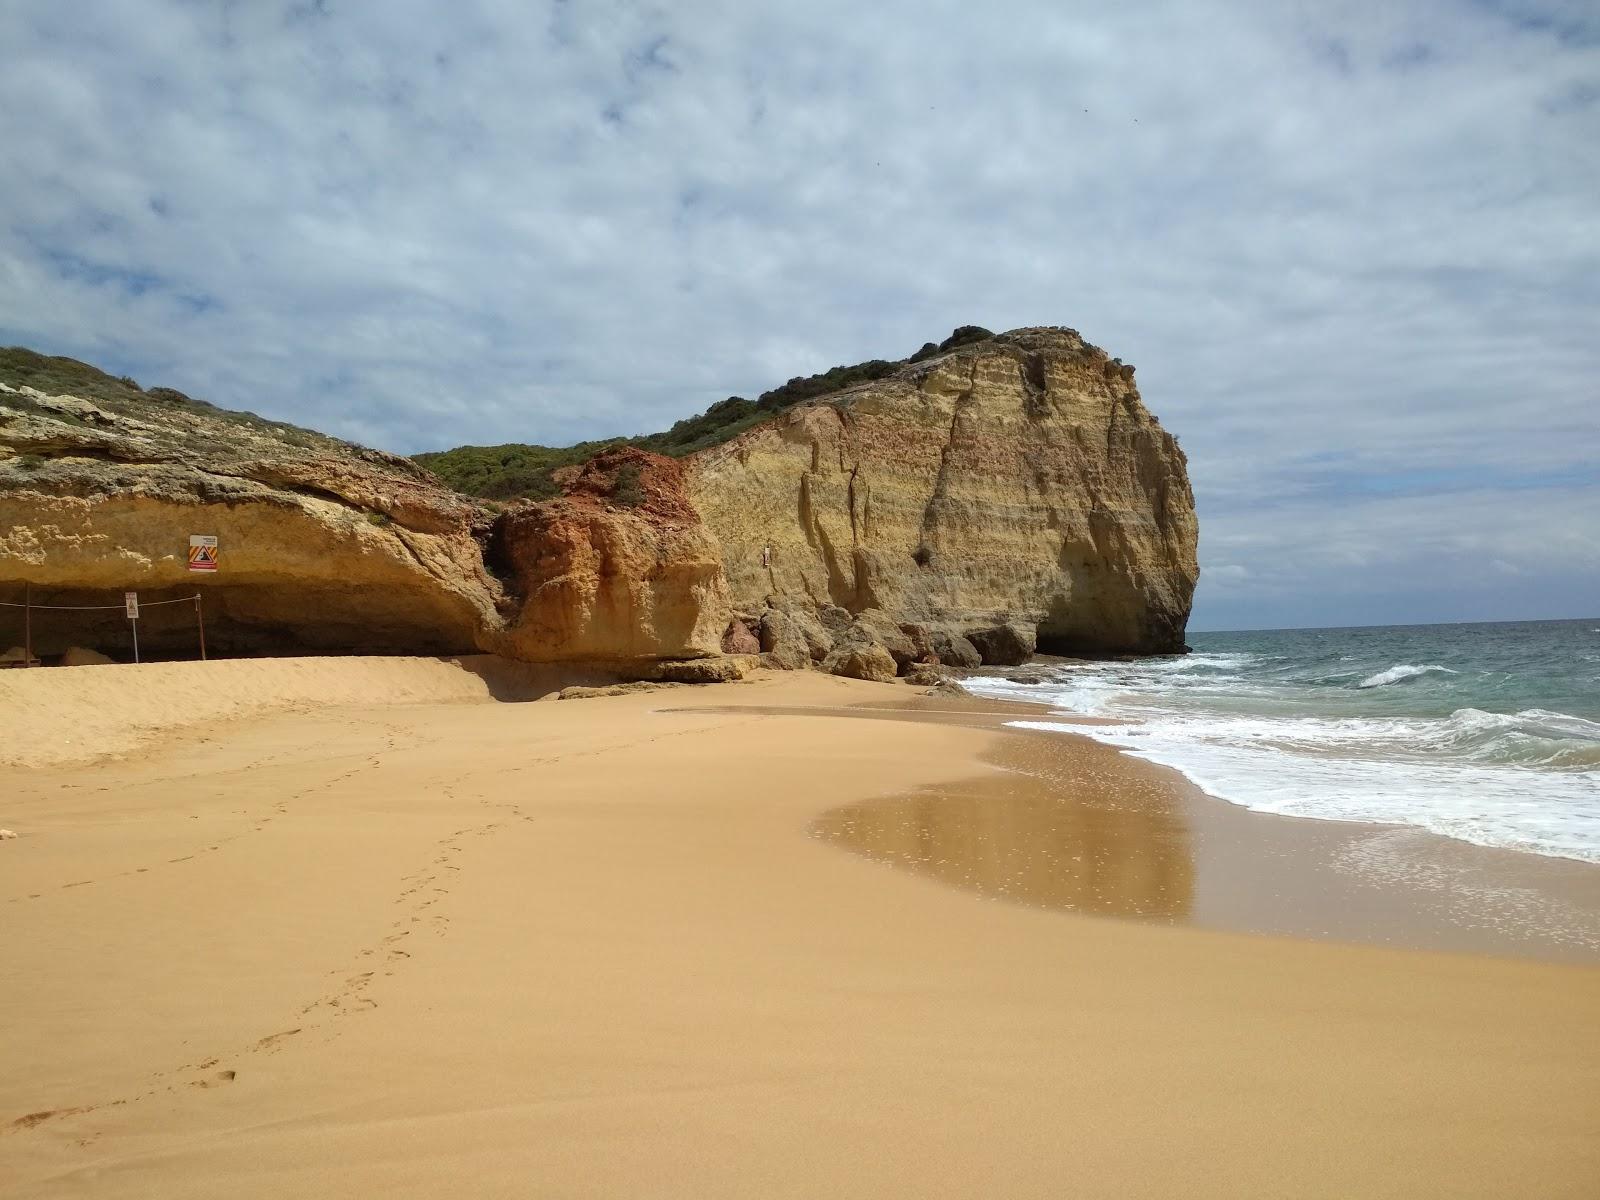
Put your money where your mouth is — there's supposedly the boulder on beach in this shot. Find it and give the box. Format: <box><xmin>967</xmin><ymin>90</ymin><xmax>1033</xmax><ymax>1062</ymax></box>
<box><xmin>821</xmin><ymin>630</ymin><xmax>899</xmax><ymax>683</ymax></box>
<box><xmin>61</xmin><ymin>646</ymin><xmax>115</xmax><ymax>667</ymax></box>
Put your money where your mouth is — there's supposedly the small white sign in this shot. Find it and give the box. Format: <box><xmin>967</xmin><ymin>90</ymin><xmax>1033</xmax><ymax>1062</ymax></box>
<box><xmin>124</xmin><ymin>591</ymin><xmax>139</xmax><ymax>619</ymax></box>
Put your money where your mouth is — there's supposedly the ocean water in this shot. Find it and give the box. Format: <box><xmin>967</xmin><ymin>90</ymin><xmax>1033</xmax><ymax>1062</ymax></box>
<box><xmin>963</xmin><ymin>619</ymin><xmax>1600</xmax><ymax>864</ymax></box>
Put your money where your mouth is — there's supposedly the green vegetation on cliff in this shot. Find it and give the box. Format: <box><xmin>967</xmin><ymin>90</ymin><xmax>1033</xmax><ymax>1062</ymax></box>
<box><xmin>416</xmin><ymin>326</ymin><xmax>994</xmax><ymax>500</ymax></box>
<box><xmin>0</xmin><ymin>347</ymin><xmax>151</xmax><ymax>407</ymax></box>
<box><xmin>0</xmin><ymin>346</ymin><xmax>340</xmax><ymax>450</ymax></box>
<box><xmin>408</xmin><ymin>439</ymin><xmax>616</xmax><ymax>502</ymax></box>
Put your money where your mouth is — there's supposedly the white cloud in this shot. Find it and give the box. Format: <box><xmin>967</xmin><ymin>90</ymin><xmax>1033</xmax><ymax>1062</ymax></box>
<box><xmin>1</xmin><ymin>0</ymin><xmax>1596</xmax><ymax>627</ymax></box>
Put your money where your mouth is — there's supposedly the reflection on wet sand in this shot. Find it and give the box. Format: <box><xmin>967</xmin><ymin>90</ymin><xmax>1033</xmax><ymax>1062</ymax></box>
<box><xmin>812</xmin><ymin>764</ymin><xmax>1196</xmax><ymax>920</ymax></box>
<box><xmin>665</xmin><ymin>695</ymin><xmax>1600</xmax><ymax>959</ymax></box>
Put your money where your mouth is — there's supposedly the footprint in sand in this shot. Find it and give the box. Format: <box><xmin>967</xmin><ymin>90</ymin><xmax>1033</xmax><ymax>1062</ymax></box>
<box><xmin>190</xmin><ymin>1070</ymin><xmax>236</xmax><ymax>1089</ymax></box>
<box><xmin>253</xmin><ymin>1029</ymin><xmax>301</xmax><ymax>1052</ymax></box>
<box><xmin>11</xmin><ymin>1106</ymin><xmax>90</xmax><ymax>1130</ymax></box>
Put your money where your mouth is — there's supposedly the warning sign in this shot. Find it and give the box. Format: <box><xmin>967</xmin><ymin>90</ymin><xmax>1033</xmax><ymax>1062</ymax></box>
<box><xmin>125</xmin><ymin>592</ymin><xmax>139</xmax><ymax>619</ymax></box>
<box><xmin>188</xmin><ymin>535</ymin><xmax>219</xmax><ymax>572</ymax></box>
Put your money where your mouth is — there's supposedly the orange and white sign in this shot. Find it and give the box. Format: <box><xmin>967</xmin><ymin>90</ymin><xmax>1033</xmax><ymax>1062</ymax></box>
<box><xmin>188</xmin><ymin>535</ymin><xmax>219</xmax><ymax>572</ymax></box>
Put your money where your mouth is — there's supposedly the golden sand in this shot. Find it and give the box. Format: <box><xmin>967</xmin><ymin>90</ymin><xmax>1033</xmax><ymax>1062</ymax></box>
<box><xmin>2</xmin><ymin>666</ymin><xmax>1597</xmax><ymax>1197</ymax></box>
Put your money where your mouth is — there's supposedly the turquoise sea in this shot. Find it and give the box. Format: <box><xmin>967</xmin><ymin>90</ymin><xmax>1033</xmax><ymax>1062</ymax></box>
<box><xmin>965</xmin><ymin>619</ymin><xmax>1600</xmax><ymax>863</ymax></box>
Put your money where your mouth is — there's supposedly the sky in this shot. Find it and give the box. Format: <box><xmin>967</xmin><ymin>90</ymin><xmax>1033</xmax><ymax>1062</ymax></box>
<box><xmin>2</xmin><ymin>1</ymin><xmax>1596</xmax><ymax>631</ymax></box>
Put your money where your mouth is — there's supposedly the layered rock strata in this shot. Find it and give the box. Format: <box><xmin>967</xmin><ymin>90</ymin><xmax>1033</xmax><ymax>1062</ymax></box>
<box><xmin>687</xmin><ymin>327</ymin><xmax>1197</xmax><ymax>657</ymax></box>
<box><xmin>0</xmin><ymin>386</ymin><xmax>726</xmax><ymax>667</ymax></box>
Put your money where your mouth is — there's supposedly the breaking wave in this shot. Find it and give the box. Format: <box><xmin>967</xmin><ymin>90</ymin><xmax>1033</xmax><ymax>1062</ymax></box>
<box><xmin>1357</xmin><ymin>663</ymin><xmax>1458</xmax><ymax>689</ymax></box>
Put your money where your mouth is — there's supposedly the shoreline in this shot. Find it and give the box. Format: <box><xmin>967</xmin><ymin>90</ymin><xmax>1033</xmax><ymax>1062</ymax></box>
<box><xmin>4</xmin><ymin>666</ymin><xmax>1599</xmax><ymax>1196</ymax></box>
<box><xmin>963</xmin><ymin>635</ymin><xmax>1600</xmax><ymax>870</ymax></box>
<box><xmin>965</xmin><ymin>720</ymin><xmax>1600</xmax><ymax>964</ymax></box>
<box><xmin>678</xmin><ymin>688</ymin><xmax>1600</xmax><ymax>964</ymax></box>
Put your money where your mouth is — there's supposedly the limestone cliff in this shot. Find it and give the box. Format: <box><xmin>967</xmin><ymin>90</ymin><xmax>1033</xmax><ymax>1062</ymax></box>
<box><xmin>0</xmin><ymin>379</ymin><xmax>500</xmax><ymax>657</ymax></box>
<box><xmin>0</xmin><ymin>381</ymin><xmax>725</xmax><ymax>665</ymax></box>
<box><xmin>687</xmin><ymin>328</ymin><xmax>1197</xmax><ymax>656</ymax></box>
<box><xmin>2</xmin><ymin>325</ymin><xmax>1196</xmax><ymax>671</ymax></box>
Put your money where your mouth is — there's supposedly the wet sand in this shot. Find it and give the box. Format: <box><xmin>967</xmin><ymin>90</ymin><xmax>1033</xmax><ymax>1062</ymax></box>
<box><xmin>3</xmin><ymin>667</ymin><xmax>1598</xmax><ymax>1197</ymax></box>
<box><xmin>688</xmin><ymin>694</ymin><xmax>1600</xmax><ymax>960</ymax></box>
<box><xmin>798</xmin><ymin>703</ymin><xmax>1600</xmax><ymax>962</ymax></box>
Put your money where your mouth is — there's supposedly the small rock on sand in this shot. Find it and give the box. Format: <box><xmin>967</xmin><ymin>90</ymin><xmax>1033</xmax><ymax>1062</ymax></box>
<box><xmin>62</xmin><ymin>646</ymin><xmax>116</xmax><ymax>667</ymax></box>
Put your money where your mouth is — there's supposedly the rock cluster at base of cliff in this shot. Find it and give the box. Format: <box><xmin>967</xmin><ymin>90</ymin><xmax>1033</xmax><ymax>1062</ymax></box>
<box><xmin>732</xmin><ymin>598</ymin><xmax>1017</xmax><ymax>683</ymax></box>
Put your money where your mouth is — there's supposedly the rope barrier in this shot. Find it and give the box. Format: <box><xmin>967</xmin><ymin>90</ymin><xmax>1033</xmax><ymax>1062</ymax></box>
<box><xmin>3</xmin><ymin>591</ymin><xmax>207</xmax><ymax>663</ymax></box>
<box><xmin>0</xmin><ymin>595</ymin><xmax>201</xmax><ymax>610</ymax></box>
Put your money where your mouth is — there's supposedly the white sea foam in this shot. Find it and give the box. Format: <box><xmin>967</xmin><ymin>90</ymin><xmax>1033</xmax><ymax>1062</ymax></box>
<box><xmin>1357</xmin><ymin>663</ymin><xmax>1458</xmax><ymax>689</ymax></box>
<box><xmin>1005</xmin><ymin>715</ymin><xmax>1600</xmax><ymax>863</ymax></box>
<box><xmin>1146</xmin><ymin>653</ymin><xmax>1254</xmax><ymax>672</ymax></box>
<box><xmin>1332</xmin><ymin>831</ymin><xmax>1600</xmax><ymax>954</ymax></box>
<box><xmin>964</xmin><ymin>664</ymin><xmax>1600</xmax><ymax>863</ymax></box>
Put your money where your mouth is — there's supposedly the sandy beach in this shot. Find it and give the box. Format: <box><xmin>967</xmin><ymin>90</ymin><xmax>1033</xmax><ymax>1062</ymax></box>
<box><xmin>3</xmin><ymin>661</ymin><xmax>1598</xmax><ymax>1198</ymax></box>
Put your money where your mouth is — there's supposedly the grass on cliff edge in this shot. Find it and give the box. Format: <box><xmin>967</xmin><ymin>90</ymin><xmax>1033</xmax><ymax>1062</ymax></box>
<box><xmin>413</xmin><ymin>325</ymin><xmax>997</xmax><ymax>500</ymax></box>
<box><xmin>0</xmin><ymin>346</ymin><xmax>343</xmax><ymax>451</ymax></box>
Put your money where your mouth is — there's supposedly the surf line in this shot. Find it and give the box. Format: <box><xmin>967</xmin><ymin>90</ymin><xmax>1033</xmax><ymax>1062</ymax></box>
<box><xmin>652</xmin><ymin>703</ymin><xmax>1124</xmax><ymax>722</ymax></box>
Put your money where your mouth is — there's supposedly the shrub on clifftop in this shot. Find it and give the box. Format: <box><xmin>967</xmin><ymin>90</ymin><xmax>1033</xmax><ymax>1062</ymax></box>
<box><xmin>611</xmin><ymin>463</ymin><xmax>645</xmax><ymax>508</ymax></box>
<box><xmin>429</xmin><ymin>325</ymin><xmax>1002</xmax><ymax>500</ymax></box>
<box><xmin>937</xmin><ymin>325</ymin><xmax>994</xmax><ymax>353</ymax></box>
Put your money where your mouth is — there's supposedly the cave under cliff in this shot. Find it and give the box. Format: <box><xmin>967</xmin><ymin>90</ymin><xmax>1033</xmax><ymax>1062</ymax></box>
<box><xmin>0</xmin><ymin>580</ymin><xmax>483</xmax><ymax>664</ymax></box>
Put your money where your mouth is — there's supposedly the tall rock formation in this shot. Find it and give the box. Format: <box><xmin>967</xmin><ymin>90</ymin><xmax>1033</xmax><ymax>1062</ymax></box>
<box><xmin>687</xmin><ymin>328</ymin><xmax>1196</xmax><ymax>656</ymax></box>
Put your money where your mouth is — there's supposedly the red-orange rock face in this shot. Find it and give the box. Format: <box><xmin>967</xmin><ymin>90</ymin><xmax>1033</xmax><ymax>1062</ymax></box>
<box><xmin>487</xmin><ymin>449</ymin><xmax>730</xmax><ymax>663</ymax></box>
